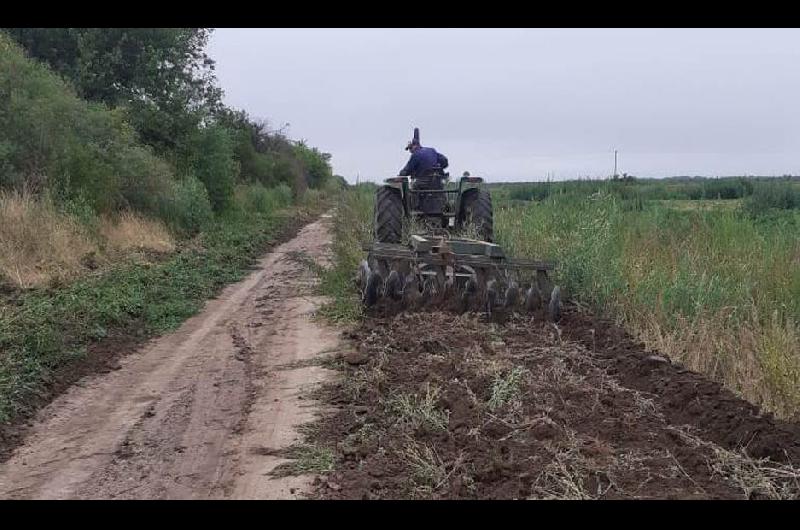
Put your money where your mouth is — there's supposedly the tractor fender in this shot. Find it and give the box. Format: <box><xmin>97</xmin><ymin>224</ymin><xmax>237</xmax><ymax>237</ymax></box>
<box><xmin>455</xmin><ymin>175</ymin><xmax>483</xmax><ymax>220</ymax></box>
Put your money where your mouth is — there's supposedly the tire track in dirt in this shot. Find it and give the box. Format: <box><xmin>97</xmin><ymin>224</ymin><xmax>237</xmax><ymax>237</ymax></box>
<box><xmin>0</xmin><ymin>214</ymin><xmax>340</xmax><ymax>499</ymax></box>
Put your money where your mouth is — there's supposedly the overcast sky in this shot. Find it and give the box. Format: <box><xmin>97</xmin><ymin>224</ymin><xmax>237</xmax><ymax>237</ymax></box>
<box><xmin>207</xmin><ymin>28</ymin><xmax>800</xmax><ymax>183</ymax></box>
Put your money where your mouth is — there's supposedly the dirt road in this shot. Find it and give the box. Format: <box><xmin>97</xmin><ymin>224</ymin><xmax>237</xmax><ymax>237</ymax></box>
<box><xmin>0</xmin><ymin>215</ymin><xmax>339</xmax><ymax>499</ymax></box>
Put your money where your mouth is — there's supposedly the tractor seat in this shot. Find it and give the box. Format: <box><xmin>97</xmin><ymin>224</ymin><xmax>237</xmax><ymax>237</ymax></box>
<box><xmin>411</xmin><ymin>167</ymin><xmax>446</xmax><ymax>191</ymax></box>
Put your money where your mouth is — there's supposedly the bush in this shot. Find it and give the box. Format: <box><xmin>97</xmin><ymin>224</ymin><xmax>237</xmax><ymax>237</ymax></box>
<box><xmin>294</xmin><ymin>142</ymin><xmax>333</xmax><ymax>189</ymax></box>
<box><xmin>116</xmin><ymin>143</ymin><xmax>175</xmax><ymax>214</ymax></box>
<box><xmin>236</xmin><ymin>183</ymin><xmax>293</xmax><ymax>215</ymax></box>
<box><xmin>157</xmin><ymin>176</ymin><xmax>214</xmax><ymax>236</ymax></box>
<box><xmin>0</xmin><ymin>32</ymin><xmax>176</xmax><ymax>215</ymax></box>
<box><xmin>329</xmin><ymin>175</ymin><xmax>349</xmax><ymax>191</ymax></box>
<box><xmin>743</xmin><ymin>181</ymin><xmax>800</xmax><ymax>217</ymax></box>
<box><xmin>189</xmin><ymin>126</ymin><xmax>238</xmax><ymax>212</ymax></box>
<box><xmin>231</xmin><ymin>128</ymin><xmax>273</xmax><ymax>185</ymax></box>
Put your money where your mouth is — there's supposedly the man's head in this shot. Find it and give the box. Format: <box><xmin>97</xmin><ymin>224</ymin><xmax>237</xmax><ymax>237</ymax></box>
<box><xmin>405</xmin><ymin>140</ymin><xmax>421</xmax><ymax>153</ymax></box>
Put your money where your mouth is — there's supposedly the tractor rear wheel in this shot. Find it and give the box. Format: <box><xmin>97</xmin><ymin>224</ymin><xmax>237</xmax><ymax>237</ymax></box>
<box><xmin>375</xmin><ymin>186</ymin><xmax>403</xmax><ymax>244</ymax></box>
<box><xmin>459</xmin><ymin>188</ymin><xmax>494</xmax><ymax>242</ymax></box>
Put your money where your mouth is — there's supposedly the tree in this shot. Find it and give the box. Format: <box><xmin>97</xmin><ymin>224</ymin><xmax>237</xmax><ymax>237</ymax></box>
<box><xmin>189</xmin><ymin>125</ymin><xmax>237</xmax><ymax>212</ymax></box>
<box><xmin>294</xmin><ymin>140</ymin><xmax>332</xmax><ymax>189</ymax></box>
<box><xmin>5</xmin><ymin>28</ymin><xmax>223</xmax><ymax>155</ymax></box>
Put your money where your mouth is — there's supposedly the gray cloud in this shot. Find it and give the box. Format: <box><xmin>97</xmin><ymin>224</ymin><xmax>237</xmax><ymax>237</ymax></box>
<box><xmin>208</xmin><ymin>28</ymin><xmax>800</xmax><ymax>182</ymax></box>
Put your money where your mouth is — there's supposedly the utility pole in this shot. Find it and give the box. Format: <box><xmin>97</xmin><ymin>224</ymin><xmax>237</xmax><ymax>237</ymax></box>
<box><xmin>614</xmin><ymin>149</ymin><xmax>618</xmax><ymax>178</ymax></box>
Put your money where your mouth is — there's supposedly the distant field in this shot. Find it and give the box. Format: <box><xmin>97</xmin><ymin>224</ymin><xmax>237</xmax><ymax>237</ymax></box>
<box><xmin>659</xmin><ymin>199</ymin><xmax>742</xmax><ymax>211</ymax></box>
<box><xmin>487</xmin><ymin>176</ymin><xmax>800</xmax><ymax>203</ymax></box>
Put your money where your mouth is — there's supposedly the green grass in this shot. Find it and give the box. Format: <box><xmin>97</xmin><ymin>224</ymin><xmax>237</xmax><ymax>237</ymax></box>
<box><xmin>316</xmin><ymin>184</ymin><xmax>374</xmax><ymax>323</ymax></box>
<box><xmin>0</xmin><ymin>202</ymin><xmax>325</xmax><ymax>425</ymax></box>
<box><xmin>387</xmin><ymin>384</ymin><xmax>450</xmax><ymax>432</ymax></box>
<box><xmin>488</xmin><ymin>366</ymin><xmax>529</xmax><ymax>412</ymax></box>
<box><xmin>270</xmin><ymin>442</ymin><xmax>336</xmax><ymax>476</ymax></box>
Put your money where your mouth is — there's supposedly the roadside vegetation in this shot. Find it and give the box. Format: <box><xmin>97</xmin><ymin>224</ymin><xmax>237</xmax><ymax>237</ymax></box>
<box><xmin>0</xmin><ymin>28</ymin><xmax>343</xmax><ymax>430</ymax></box>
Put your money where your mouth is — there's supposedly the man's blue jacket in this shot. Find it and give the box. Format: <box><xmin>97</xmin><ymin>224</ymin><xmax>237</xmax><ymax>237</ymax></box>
<box><xmin>399</xmin><ymin>146</ymin><xmax>448</xmax><ymax>177</ymax></box>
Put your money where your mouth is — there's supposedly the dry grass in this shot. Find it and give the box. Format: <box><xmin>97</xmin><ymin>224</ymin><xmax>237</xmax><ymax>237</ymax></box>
<box><xmin>400</xmin><ymin>439</ymin><xmax>466</xmax><ymax>496</ymax></box>
<box><xmin>0</xmin><ymin>191</ymin><xmax>96</xmax><ymax>289</ymax></box>
<box><xmin>488</xmin><ymin>365</ymin><xmax>529</xmax><ymax>412</ymax></box>
<box><xmin>387</xmin><ymin>383</ymin><xmax>450</xmax><ymax>432</ymax></box>
<box><xmin>628</xmin><ymin>308</ymin><xmax>800</xmax><ymax>420</ymax></box>
<box><xmin>99</xmin><ymin>211</ymin><xmax>174</xmax><ymax>254</ymax></box>
<box><xmin>0</xmin><ymin>192</ymin><xmax>176</xmax><ymax>290</ymax></box>
<box><xmin>531</xmin><ymin>429</ymin><xmax>620</xmax><ymax>500</ymax></box>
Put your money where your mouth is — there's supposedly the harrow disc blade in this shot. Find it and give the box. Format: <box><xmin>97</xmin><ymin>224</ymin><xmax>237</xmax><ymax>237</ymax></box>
<box><xmin>402</xmin><ymin>272</ymin><xmax>420</xmax><ymax>306</ymax></box>
<box><xmin>356</xmin><ymin>260</ymin><xmax>371</xmax><ymax>290</ymax></box>
<box><xmin>525</xmin><ymin>284</ymin><xmax>543</xmax><ymax>311</ymax></box>
<box><xmin>548</xmin><ymin>285</ymin><xmax>562</xmax><ymax>322</ymax></box>
<box><xmin>485</xmin><ymin>279</ymin><xmax>499</xmax><ymax>314</ymax></box>
<box><xmin>504</xmin><ymin>279</ymin><xmax>520</xmax><ymax>308</ymax></box>
<box><xmin>384</xmin><ymin>270</ymin><xmax>402</xmax><ymax>301</ymax></box>
<box><xmin>458</xmin><ymin>274</ymin><xmax>480</xmax><ymax>312</ymax></box>
<box><xmin>420</xmin><ymin>275</ymin><xmax>437</xmax><ymax>305</ymax></box>
<box><xmin>362</xmin><ymin>270</ymin><xmax>383</xmax><ymax>307</ymax></box>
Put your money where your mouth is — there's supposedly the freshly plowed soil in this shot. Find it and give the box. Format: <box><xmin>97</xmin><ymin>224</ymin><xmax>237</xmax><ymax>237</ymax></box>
<box><xmin>300</xmin><ymin>305</ymin><xmax>800</xmax><ymax>499</ymax></box>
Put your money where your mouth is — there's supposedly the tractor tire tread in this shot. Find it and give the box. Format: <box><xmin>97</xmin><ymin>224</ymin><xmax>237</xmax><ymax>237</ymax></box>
<box><xmin>375</xmin><ymin>186</ymin><xmax>403</xmax><ymax>244</ymax></box>
<box><xmin>460</xmin><ymin>188</ymin><xmax>494</xmax><ymax>242</ymax></box>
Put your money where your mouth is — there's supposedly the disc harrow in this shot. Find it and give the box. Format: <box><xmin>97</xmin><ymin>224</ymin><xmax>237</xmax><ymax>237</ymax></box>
<box><xmin>355</xmin><ymin>235</ymin><xmax>562</xmax><ymax>320</ymax></box>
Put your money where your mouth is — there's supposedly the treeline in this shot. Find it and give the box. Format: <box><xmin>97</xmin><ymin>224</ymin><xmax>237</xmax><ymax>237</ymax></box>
<box><xmin>0</xmin><ymin>28</ymin><xmax>338</xmax><ymax>235</ymax></box>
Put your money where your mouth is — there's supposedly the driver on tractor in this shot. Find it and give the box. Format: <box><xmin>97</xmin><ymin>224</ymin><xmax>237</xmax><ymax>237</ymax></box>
<box><xmin>399</xmin><ymin>137</ymin><xmax>449</xmax><ymax>214</ymax></box>
<box><xmin>399</xmin><ymin>138</ymin><xmax>449</xmax><ymax>190</ymax></box>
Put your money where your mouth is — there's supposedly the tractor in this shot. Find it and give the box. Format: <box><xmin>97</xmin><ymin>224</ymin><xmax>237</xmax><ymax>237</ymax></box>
<box><xmin>357</xmin><ymin>128</ymin><xmax>561</xmax><ymax>320</ymax></box>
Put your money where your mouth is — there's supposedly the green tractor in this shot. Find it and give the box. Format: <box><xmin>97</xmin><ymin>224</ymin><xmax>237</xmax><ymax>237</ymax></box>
<box><xmin>358</xmin><ymin>128</ymin><xmax>561</xmax><ymax>320</ymax></box>
<box><xmin>373</xmin><ymin>128</ymin><xmax>494</xmax><ymax>244</ymax></box>
<box><xmin>374</xmin><ymin>170</ymin><xmax>494</xmax><ymax>244</ymax></box>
